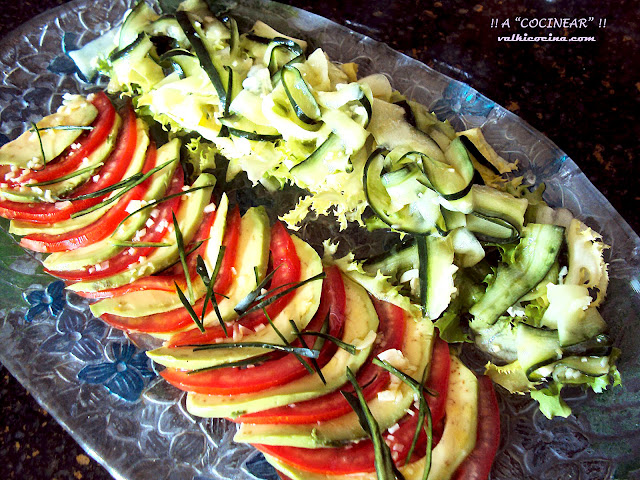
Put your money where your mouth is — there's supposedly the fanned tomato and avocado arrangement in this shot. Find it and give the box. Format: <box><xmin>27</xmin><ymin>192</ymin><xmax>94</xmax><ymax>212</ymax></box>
<box><xmin>0</xmin><ymin>0</ymin><xmax>622</xmax><ymax>478</ymax></box>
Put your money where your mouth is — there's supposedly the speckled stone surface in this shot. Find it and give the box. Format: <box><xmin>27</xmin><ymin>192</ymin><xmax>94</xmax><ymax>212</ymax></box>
<box><xmin>0</xmin><ymin>1</ymin><xmax>638</xmax><ymax>479</ymax></box>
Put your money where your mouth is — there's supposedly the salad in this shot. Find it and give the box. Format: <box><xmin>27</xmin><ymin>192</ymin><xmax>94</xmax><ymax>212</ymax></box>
<box><xmin>0</xmin><ymin>0</ymin><xmax>622</xmax><ymax>478</ymax></box>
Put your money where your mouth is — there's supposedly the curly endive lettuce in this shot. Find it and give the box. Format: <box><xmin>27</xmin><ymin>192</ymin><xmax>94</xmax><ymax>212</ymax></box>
<box><xmin>488</xmin><ymin>349</ymin><xmax>621</xmax><ymax>420</ymax></box>
<box><xmin>564</xmin><ymin>218</ymin><xmax>609</xmax><ymax>306</ymax></box>
<box><xmin>485</xmin><ymin>360</ymin><xmax>540</xmax><ymax>394</ymax></box>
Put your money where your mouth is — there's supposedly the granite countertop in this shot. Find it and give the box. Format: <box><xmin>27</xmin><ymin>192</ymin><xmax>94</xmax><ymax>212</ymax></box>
<box><xmin>0</xmin><ymin>0</ymin><xmax>638</xmax><ymax>479</ymax></box>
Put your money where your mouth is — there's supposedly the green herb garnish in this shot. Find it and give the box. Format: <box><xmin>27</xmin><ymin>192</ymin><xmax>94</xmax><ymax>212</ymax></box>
<box><xmin>372</xmin><ymin>358</ymin><xmax>433</xmax><ymax>477</ymax></box>
<box><xmin>300</xmin><ymin>331</ymin><xmax>357</xmax><ymax>354</ymax></box>
<box><xmin>289</xmin><ymin>319</ymin><xmax>326</xmax><ymax>385</ymax></box>
<box><xmin>111</xmin><ymin>183</ymin><xmax>215</xmax><ymax>233</ymax></box>
<box><xmin>70</xmin><ymin>157</ymin><xmax>176</xmax><ymax>218</ymax></box>
<box><xmin>30</xmin><ymin>122</ymin><xmax>47</xmax><ymax>170</ymax></box>
<box><xmin>175</xmin><ymin>280</ymin><xmax>205</xmax><ymax>332</ymax></box>
<box><xmin>196</xmin><ymin>255</ymin><xmax>212</xmax><ymax>287</ymax></box>
<box><xmin>110</xmin><ymin>240</ymin><xmax>172</xmax><ymax>248</ymax></box>
<box><xmin>71</xmin><ymin>175</ymin><xmax>142</xmax><ymax>201</ymax></box>
<box><xmin>187</xmin><ymin>352</ymin><xmax>273</xmax><ymax>374</ymax></box>
<box><xmin>238</xmin><ymin>272</ymin><xmax>326</xmax><ymax>318</ymax></box>
<box><xmin>190</xmin><ymin>341</ymin><xmax>319</xmax><ymax>358</ymax></box>
<box><xmin>234</xmin><ymin>265</ymin><xmax>281</xmax><ymax>315</ymax></box>
<box><xmin>416</xmin><ymin>235</ymin><xmax>428</xmax><ymax>316</ymax></box>
<box><xmin>173</xmin><ymin>211</ymin><xmax>194</xmax><ymax>303</ymax></box>
<box><xmin>27</xmin><ymin>162</ymin><xmax>104</xmax><ymax>187</ymax></box>
<box><xmin>31</xmin><ymin>125</ymin><xmax>93</xmax><ymax>132</ymax></box>
<box><xmin>263</xmin><ymin>307</ymin><xmax>314</xmax><ymax>375</ymax></box>
<box><xmin>183</xmin><ymin>239</ymin><xmax>207</xmax><ymax>257</ymax></box>
<box><xmin>27</xmin><ymin>124</ymin><xmax>93</xmax><ymax>172</ymax></box>
<box><xmin>196</xmin><ymin>247</ymin><xmax>228</xmax><ymax>337</ymax></box>
<box><xmin>342</xmin><ymin>367</ymin><xmax>402</xmax><ymax>480</ymax></box>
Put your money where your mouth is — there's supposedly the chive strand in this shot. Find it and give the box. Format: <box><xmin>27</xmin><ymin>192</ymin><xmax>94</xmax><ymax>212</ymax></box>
<box><xmin>112</xmin><ymin>183</ymin><xmax>215</xmax><ymax>233</ymax></box>
<box><xmin>233</xmin><ymin>265</ymin><xmax>281</xmax><ymax>315</ymax></box>
<box><xmin>300</xmin><ymin>331</ymin><xmax>356</xmax><ymax>354</ymax></box>
<box><xmin>372</xmin><ymin>358</ymin><xmax>434</xmax><ymax>477</ymax></box>
<box><xmin>187</xmin><ymin>353</ymin><xmax>273</xmax><ymax>374</ymax></box>
<box><xmin>238</xmin><ymin>272</ymin><xmax>326</xmax><ymax>318</ymax></box>
<box><xmin>263</xmin><ymin>307</ymin><xmax>314</xmax><ymax>375</ymax></box>
<box><xmin>289</xmin><ymin>319</ymin><xmax>326</xmax><ymax>385</ymax></box>
<box><xmin>197</xmin><ymin>247</ymin><xmax>228</xmax><ymax>337</ymax></box>
<box><xmin>342</xmin><ymin>367</ymin><xmax>397</xmax><ymax>479</ymax></box>
<box><xmin>70</xmin><ymin>157</ymin><xmax>176</xmax><ymax>218</ymax></box>
<box><xmin>32</xmin><ymin>125</ymin><xmax>93</xmax><ymax>132</ymax></box>
<box><xmin>110</xmin><ymin>240</ymin><xmax>172</xmax><ymax>248</ymax></box>
<box><xmin>173</xmin><ymin>211</ymin><xmax>194</xmax><ymax>304</ymax></box>
<box><xmin>190</xmin><ymin>341</ymin><xmax>319</xmax><ymax>358</ymax></box>
<box><xmin>27</xmin><ymin>162</ymin><xmax>104</xmax><ymax>187</ymax></box>
<box><xmin>30</xmin><ymin>122</ymin><xmax>47</xmax><ymax>170</ymax></box>
<box><xmin>416</xmin><ymin>235</ymin><xmax>428</xmax><ymax>316</ymax></box>
<box><xmin>175</xmin><ymin>280</ymin><xmax>205</xmax><ymax>332</ymax></box>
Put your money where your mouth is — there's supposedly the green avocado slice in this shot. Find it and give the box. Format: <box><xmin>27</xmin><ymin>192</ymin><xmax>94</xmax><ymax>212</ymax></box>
<box><xmin>146</xmin><ymin>234</ymin><xmax>323</xmax><ymax>370</ymax></box>
<box><xmin>233</xmin><ymin>305</ymin><xmax>434</xmax><ymax>447</ymax></box>
<box><xmin>67</xmin><ymin>169</ymin><xmax>215</xmax><ymax>292</ymax></box>
<box><xmin>0</xmin><ymin>114</ymin><xmax>122</xmax><ymax>204</ymax></box>
<box><xmin>262</xmin><ymin>356</ymin><xmax>478</xmax><ymax>480</ymax></box>
<box><xmin>184</xmin><ymin>275</ymin><xmax>380</xmax><ymax>420</ymax></box>
<box><xmin>0</xmin><ymin>96</ymin><xmax>98</xmax><ymax>168</ymax></box>
<box><xmin>89</xmin><ymin>193</ymin><xmax>229</xmax><ymax>318</ymax></box>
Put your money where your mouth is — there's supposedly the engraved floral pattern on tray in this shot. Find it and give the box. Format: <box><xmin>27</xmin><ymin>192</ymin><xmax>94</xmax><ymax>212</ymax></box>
<box><xmin>1</xmin><ymin>0</ymin><xmax>639</xmax><ymax>479</ymax></box>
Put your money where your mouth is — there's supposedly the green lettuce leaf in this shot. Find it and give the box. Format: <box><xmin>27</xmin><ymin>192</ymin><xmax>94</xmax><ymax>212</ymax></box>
<box><xmin>433</xmin><ymin>310</ymin><xmax>469</xmax><ymax>343</ymax></box>
<box><xmin>530</xmin><ymin>383</ymin><xmax>572</xmax><ymax>419</ymax></box>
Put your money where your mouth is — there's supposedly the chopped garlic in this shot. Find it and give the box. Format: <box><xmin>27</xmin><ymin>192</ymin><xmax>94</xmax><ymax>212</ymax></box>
<box><xmin>377</xmin><ymin>390</ymin><xmax>396</xmax><ymax>402</ymax></box>
<box><xmin>125</xmin><ymin>200</ymin><xmax>147</xmax><ymax>214</ymax></box>
<box><xmin>233</xmin><ymin>326</ymin><xmax>243</xmax><ymax>342</ymax></box>
<box><xmin>377</xmin><ymin>348</ymin><xmax>409</xmax><ymax>370</ymax></box>
<box><xmin>239</xmin><ymin>325</ymin><xmax>253</xmax><ymax>336</ymax></box>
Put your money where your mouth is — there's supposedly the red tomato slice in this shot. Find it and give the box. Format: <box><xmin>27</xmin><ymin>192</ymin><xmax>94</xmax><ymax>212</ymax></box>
<box><xmin>161</xmin><ymin>265</ymin><xmax>346</xmax><ymax>395</ymax></box>
<box><xmin>166</xmin><ymin>221</ymin><xmax>301</xmax><ymax>347</ymax></box>
<box><xmin>97</xmin><ymin>206</ymin><xmax>243</xmax><ymax>334</ymax></box>
<box><xmin>234</xmin><ymin>298</ymin><xmax>407</xmax><ymax>425</ymax></box>
<box><xmin>253</xmin><ymin>336</ymin><xmax>451</xmax><ymax>475</ymax></box>
<box><xmin>0</xmin><ymin>103</ymin><xmax>138</xmax><ymax>223</ymax></box>
<box><xmin>0</xmin><ymin>92</ymin><xmax>116</xmax><ymax>186</ymax></box>
<box><xmin>20</xmin><ymin>142</ymin><xmax>181</xmax><ymax>254</ymax></box>
<box><xmin>451</xmin><ymin>375</ymin><xmax>500</xmax><ymax>480</ymax></box>
<box><xmin>424</xmin><ymin>336</ymin><xmax>451</xmax><ymax>428</ymax></box>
